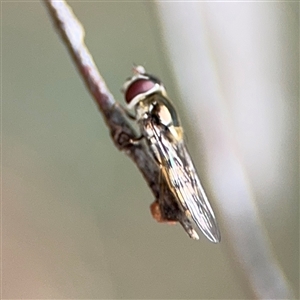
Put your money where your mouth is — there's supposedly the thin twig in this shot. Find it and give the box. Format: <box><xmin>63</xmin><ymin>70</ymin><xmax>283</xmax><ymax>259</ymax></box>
<box><xmin>42</xmin><ymin>0</ymin><xmax>197</xmax><ymax>239</ymax></box>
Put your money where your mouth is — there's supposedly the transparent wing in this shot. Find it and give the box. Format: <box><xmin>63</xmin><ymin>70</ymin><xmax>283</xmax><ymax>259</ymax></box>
<box><xmin>177</xmin><ymin>143</ymin><xmax>221</xmax><ymax>243</ymax></box>
<box><xmin>150</xmin><ymin>122</ymin><xmax>221</xmax><ymax>243</ymax></box>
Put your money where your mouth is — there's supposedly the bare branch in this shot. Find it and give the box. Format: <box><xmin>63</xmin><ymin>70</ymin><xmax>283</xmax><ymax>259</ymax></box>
<box><xmin>42</xmin><ymin>0</ymin><xmax>198</xmax><ymax>239</ymax></box>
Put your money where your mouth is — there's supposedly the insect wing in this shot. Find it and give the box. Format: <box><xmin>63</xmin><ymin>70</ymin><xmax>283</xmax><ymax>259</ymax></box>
<box><xmin>177</xmin><ymin>143</ymin><xmax>221</xmax><ymax>243</ymax></box>
<box><xmin>150</xmin><ymin>122</ymin><xmax>220</xmax><ymax>243</ymax></box>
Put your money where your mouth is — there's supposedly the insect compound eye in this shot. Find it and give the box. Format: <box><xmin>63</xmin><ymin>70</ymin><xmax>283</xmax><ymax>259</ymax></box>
<box><xmin>125</xmin><ymin>79</ymin><xmax>155</xmax><ymax>104</ymax></box>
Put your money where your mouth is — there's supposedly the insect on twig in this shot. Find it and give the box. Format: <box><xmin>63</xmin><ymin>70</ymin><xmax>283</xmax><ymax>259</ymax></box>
<box><xmin>121</xmin><ymin>66</ymin><xmax>221</xmax><ymax>243</ymax></box>
<box><xmin>43</xmin><ymin>0</ymin><xmax>220</xmax><ymax>242</ymax></box>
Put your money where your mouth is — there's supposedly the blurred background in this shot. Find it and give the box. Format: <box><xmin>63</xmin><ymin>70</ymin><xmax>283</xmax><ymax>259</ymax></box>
<box><xmin>2</xmin><ymin>1</ymin><xmax>298</xmax><ymax>299</ymax></box>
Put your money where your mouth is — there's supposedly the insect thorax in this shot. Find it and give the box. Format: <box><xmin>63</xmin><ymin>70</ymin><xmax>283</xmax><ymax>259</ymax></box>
<box><xmin>135</xmin><ymin>94</ymin><xmax>183</xmax><ymax>143</ymax></box>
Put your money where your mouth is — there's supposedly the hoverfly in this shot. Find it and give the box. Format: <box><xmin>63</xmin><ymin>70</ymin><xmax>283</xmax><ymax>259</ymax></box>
<box><xmin>122</xmin><ymin>66</ymin><xmax>221</xmax><ymax>243</ymax></box>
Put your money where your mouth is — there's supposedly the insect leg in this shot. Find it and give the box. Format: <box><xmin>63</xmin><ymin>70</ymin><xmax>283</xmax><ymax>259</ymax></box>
<box><xmin>129</xmin><ymin>135</ymin><xmax>144</xmax><ymax>145</ymax></box>
<box><xmin>124</xmin><ymin>110</ymin><xmax>137</xmax><ymax>120</ymax></box>
<box><xmin>115</xmin><ymin>134</ymin><xmax>144</xmax><ymax>149</ymax></box>
<box><xmin>113</xmin><ymin>102</ymin><xmax>137</xmax><ymax>120</ymax></box>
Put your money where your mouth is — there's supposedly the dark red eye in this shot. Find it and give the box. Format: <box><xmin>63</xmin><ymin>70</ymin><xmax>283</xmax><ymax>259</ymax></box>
<box><xmin>125</xmin><ymin>79</ymin><xmax>155</xmax><ymax>104</ymax></box>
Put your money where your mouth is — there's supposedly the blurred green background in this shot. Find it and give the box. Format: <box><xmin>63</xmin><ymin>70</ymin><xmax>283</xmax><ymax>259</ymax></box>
<box><xmin>2</xmin><ymin>1</ymin><xmax>298</xmax><ymax>299</ymax></box>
